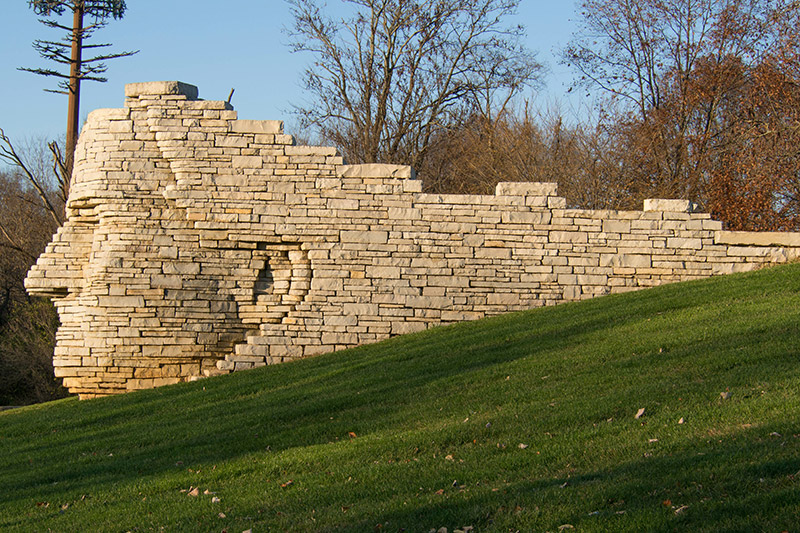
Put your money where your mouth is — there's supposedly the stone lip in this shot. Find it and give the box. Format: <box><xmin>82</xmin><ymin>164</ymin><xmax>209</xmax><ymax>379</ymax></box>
<box><xmin>125</xmin><ymin>81</ymin><xmax>199</xmax><ymax>100</ymax></box>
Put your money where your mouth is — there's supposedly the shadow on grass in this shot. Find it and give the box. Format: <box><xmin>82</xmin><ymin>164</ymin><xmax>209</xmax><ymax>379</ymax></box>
<box><xmin>1</xmin><ymin>289</ymin><xmax>657</xmax><ymax>491</ymax></box>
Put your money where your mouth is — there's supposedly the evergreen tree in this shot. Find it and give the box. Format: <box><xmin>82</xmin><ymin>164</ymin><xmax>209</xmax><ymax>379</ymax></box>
<box><xmin>21</xmin><ymin>0</ymin><xmax>137</xmax><ymax>184</ymax></box>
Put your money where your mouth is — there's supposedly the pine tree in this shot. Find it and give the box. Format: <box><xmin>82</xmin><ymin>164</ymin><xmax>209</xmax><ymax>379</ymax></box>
<box><xmin>21</xmin><ymin>0</ymin><xmax>137</xmax><ymax>185</ymax></box>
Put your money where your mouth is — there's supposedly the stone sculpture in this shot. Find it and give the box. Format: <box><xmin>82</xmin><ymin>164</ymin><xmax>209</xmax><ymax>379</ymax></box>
<box><xmin>24</xmin><ymin>81</ymin><xmax>800</xmax><ymax>398</ymax></box>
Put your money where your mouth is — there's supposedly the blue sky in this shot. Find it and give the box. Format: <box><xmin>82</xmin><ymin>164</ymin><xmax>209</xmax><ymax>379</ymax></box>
<box><xmin>0</xmin><ymin>0</ymin><xmax>581</xmax><ymax>145</ymax></box>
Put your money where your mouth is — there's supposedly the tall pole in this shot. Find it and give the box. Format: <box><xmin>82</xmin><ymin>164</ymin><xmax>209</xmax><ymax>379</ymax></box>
<box><xmin>65</xmin><ymin>1</ymin><xmax>84</xmax><ymax>181</ymax></box>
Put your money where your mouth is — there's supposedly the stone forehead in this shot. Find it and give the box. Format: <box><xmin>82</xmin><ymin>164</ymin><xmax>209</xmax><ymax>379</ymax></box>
<box><xmin>23</xmin><ymin>80</ymin><xmax>800</xmax><ymax>399</ymax></box>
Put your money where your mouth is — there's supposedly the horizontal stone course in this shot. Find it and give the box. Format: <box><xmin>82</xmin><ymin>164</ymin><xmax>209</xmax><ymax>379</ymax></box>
<box><xmin>23</xmin><ymin>80</ymin><xmax>800</xmax><ymax>398</ymax></box>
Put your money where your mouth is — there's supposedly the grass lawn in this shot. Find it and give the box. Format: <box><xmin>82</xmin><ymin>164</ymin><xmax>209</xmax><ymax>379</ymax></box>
<box><xmin>1</xmin><ymin>263</ymin><xmax>799</xmax><ymax>532</ymax></box>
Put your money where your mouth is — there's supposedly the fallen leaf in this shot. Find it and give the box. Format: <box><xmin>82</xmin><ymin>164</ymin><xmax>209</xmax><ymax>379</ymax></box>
<box><xmin>662</xmin><ymin>499</ymin><xmax>672</xmax><ymax>507</ymax></box>
<box><xmin>674</xmin><ymin>505</ymin><xmax>689</xmax><ymax>514</ymax></box>
<box><xmin>648</xmin><ymin>438</ymin><xmax>659</xmax><ymax>443</ymax></box>
<box><xmin>36</xmin><ymin>502</ymin><xmax>49</xmax><ymax>508</ymax></box>
<box><xmin>348</xmin><ymin>431</ymin><xmax>357</xmax><ymax>438</ymax></box>
<box><xmin>635</xmin><ymin>408</ymin><xmax>646</xmax><ymax>419</ymax></box>
<box><xmin>218</xmin><ymin>512</ymin><xmax>226</xmax><ymax>518</ymax></box>
<box><xmin>281</xmin><ymin>480</ymin><xmax>294</xmax><ymax>488</ymax></box>
<box><xmin>720</xmin><ymin>392</ymin><xmax>732</xmax><ymax>400</ymax></box>
<box><xmin>212</xmin><ymin>496</ymin><xmax>221</xmax><ymax>503</ymax></box>
<box><xmin>435</xmin><ymin>489</ymin><xmax>445</xmax><ymax>495</ymax></box>
<box><xmin>678</xmin><ymin>417</ymin><xmax>685</xmax><ymax>424</ymax></box>
<box><xmin>188</xmin><ymin>487</ymin><xmax>199</xmax><ymax>497</ymax></box>
<box><xmin>558</xmin><ymin>525</ymin><xmax>575</xmax><ymax>531</ymax></box>
<box><xmin>203</xmin><ymin>489</ymin><xmax>215</xmax><ymax>495</ymax></box>
<box><xmin>518</xmin><ymin>443</ymin><xmax>529</xmax><ymax>449</ymax></box>
<box><xmin>445</xmin><ymin>454</ymin><xmax>454</xmax><ymax>461</ymax></box>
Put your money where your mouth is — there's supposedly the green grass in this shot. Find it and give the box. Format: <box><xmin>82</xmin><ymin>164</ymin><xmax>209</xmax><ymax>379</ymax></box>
<box><xmin>2</xmin><ymin>264</ymin><xmax>800</xmax><ymax>532</ymax></box>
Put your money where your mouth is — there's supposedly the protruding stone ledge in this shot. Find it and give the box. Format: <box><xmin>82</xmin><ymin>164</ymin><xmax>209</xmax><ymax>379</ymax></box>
<box><xmin>125</xmin><ymin>81</ymin><xmax>199</xmax><ymax>100</ymax></box>
<box><xmin>496</xmin><ymin>182</ymin><xmax>558</xmax><ymax>197</ymax></box>
<box><xmin>230</xmin><ymin>120</ymin><xmax>283</xmax><ymax>134</ymax></box>
<box><xmin>86</xmin><ymin>108</ymin><xmax>131</xmax><ymax>121</ymax></box>
<box><xmin>716</xmin><ymin>231</ymin><xmax>800</xmax><ymax>247</ymax></box>
<box><xmin>337</xmin><ymin>163</ymin><xmax>416</xmax><ymax>179</ymax></box>
<box><xmin>286</xmin><ymin>145</ymin><xmax>338</xmax><ymax>156</ymax></box>
<box><xmin>643</xmin><ymin>199</ymin><xmax>699</xmax><ymax>213</ymax></box>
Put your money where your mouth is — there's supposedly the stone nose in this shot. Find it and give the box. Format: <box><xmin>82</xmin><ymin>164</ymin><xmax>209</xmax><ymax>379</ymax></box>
<box><xmin>25</xmin><ymin>222</ymin><xmax>95</xmax><ymax>297</ymax></box>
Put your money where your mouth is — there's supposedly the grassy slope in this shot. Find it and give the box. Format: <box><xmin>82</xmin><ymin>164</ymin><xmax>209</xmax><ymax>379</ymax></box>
<box><xmin>1</xmin><ymin>264</ymin><xmax>799</xmax><ymax>532</ymax></box>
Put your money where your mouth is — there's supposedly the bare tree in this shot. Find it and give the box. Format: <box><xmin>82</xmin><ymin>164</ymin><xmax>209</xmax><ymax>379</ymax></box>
<box><xmin>564</xmin><ymin>0</ymin><xmax>772</xmax><ymax>119</ymax></box>
<box><xmin>563</xmin><ymin>0</ymin><xmax>800</xmax><ymax>230</ymax></box>
<box><xmin>0</xmin><ymin>129</ymin><xmax>65</xmax><ymax>227</ymax></box>
<box><xmin>419</xmin><ymin>103</ymin><xmax>636</xmax><ymax>210</ymax></box>
<box><xmin>21</xmin><ymin>0</ymin><xmax>137</xmax><ymax>182</ymax></box>
<box><xmin>286</xmin><ymin>0</ymin><xmax>541</xmax><ymax>170</ymax></box>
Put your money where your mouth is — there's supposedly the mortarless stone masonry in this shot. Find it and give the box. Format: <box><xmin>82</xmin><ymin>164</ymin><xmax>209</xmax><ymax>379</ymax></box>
<box><xmin>24</xmin><ymin>81</ymin><xmax>800</xmax><ymax>398</ymax></box>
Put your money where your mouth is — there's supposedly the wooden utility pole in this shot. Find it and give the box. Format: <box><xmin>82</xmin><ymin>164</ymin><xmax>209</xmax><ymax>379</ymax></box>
<box><xmin>22</xmin><ymin>0</ymin><xmax>137</xmax><ymax>193</ymax></box>
<box><xmin>65</xmin><ymin>1</ymin><xmax>85</xmax><ymax>179</ymax></box>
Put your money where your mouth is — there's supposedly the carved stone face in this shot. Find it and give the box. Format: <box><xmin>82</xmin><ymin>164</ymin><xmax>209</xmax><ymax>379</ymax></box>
<box><xmin>24</xmin><ymin>84</ymin><xmax>325</xmax><ymax>397</ymax></box>
<box><xmin>28</xmin><ymin>135</ymin><xmax>230</xmax><ymax>396</ymax></box>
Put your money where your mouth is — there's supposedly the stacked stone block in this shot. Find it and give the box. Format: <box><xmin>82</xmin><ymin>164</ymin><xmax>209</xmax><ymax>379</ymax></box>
<box><xmin>25</xmin><ymin>81</ymin><xmax>800</xmax><ymax>398</ymax></box>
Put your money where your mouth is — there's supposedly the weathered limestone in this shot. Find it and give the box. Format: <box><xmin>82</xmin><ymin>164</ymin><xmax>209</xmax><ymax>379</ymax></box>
<box><xmin>25</xmin><ymin>81</ymin><xmax>800</xmax><ymax>398</ymax></box>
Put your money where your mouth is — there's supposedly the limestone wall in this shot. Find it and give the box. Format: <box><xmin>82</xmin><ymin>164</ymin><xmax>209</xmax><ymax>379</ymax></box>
<box><xmin>25</xmin><ymin>81</ymin><xmax>800</xmax><ymax>398</ymax></box>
